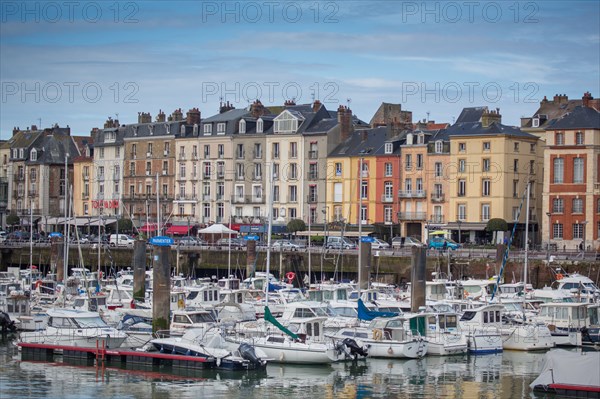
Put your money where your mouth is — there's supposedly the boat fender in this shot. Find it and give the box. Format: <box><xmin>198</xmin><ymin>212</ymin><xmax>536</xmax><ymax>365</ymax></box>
<box><xmin>177</xmin><ymin>298</ymin><xmax>184</xmax><ymax>309</ymax></box>
<box><xmin>373</xmin><ymin>329</ymin><xmax>382</xmax><ymax>340</ymax></box>
<box><xmin>387</xmin><ymin>347</ymin><xmax>393</xmax><ymax>355</ymax></box>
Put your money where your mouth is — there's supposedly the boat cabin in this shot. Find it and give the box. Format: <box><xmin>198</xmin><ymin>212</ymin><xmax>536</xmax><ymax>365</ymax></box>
<box><xmin>307</xmin><ymin>287</ymin><xmax>348</xmax><ymax>302</ymax></box>
<box><xmin>170</xmin><ymin>309</ymin><xmax>216</xmax><ymax>332</ymax></box>
<box><xmin>537</xmin><ymin>302</ymin><xmax>588</xmax><ymax>329</ymax></box>
<box><xmin>459</xmin><ymin>304</ymin><xmax>504</xmax><ymax>329</ymax></box>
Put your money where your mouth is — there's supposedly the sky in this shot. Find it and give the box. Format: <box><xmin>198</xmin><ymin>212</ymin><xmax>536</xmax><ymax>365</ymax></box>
<box><xmin>1</xmin><ymin>1</ymin><xmax>599</xmax><ymax>138</ymax></box>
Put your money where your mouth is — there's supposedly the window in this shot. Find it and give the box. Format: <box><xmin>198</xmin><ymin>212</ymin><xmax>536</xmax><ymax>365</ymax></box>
<box><xmin>289</xmin><ymin>208</ymin><xmax>297</xmax><ymax>218</ymax></box>
<box><xmin>333</xmin><ymin>182</ymin><xmax>342</xmax><ymax>202</ymax></box>
<box><xmin>289</xmin><ymin>185</ymin><xmax>297</xmax><ymax>202</ymax></box>
<box><xmin>553</xmin><ymin>223</ymin><xmax>563</xmax><ymax>239</ymax></box>
<box><xmin>147</xmin><ymin>143</ymin><xmax>153</xmax><ymax>156</ymax></box>
<box><xmin>512</xmin><ymin>207</ymin><xmax>519</xmax><ymax>221</ymax></box>
<box><xmin>361</xmin><ymin>162</ymin><xmax>369</xmax><ymax>177</ymax></box>
<box><xmin>513</xmin><ymin>180</ymin><xmax>519</xmax><ymax>197</ymax></box>
<box><xmin>256</xmin><ymin>118</ymin><xmax>263</xmax><ymax>133</ymax></box>
<box><xmin>216</xmin><ymin>123</ymin><xmax>226</xmax><ymax>134</ymax></box>
<box><xmin>272</xmin><ymin>143</ymin><xmax>280</xmax><ymax>159</ymax></box>
<box><xmin>573</xmin><ymin>223</ymin><xmax>584</xmax><ymax>239</ymax></box>
<box><xmin>218</xmin><ymin>144</ymin><xmax>224</xmax><ymax>158</ymax></box>
<box><xmin>30</xmin><ymin>149</ymin><xmax>37</xmax><ymax>161</ymax></box>
<box><xmin>99</xmin><ymin>148</ymin><xmax>104</xmax><ymax>159</ymax></box>
<box><xmin>459</xmin><ymin>159</ymin><xmax>466</xmax><ymax>173</ymax></box>
<box><xmin>275</xmin><ymin>112</ymin><xmax>301</xmax><ymax>133</ymax></box>
<box><xmin>273</xmin><ymin>163</ymin><xmax>279</xmax><ymax>180</ymax></box>
<box><xmin>289</xmin><ymin>163</ymin><xmax>297</xmax><ymax>180</ymax></box>
<box><xmin>458</xmin><ymin>142</ymin><xmax>466</xmax><ymax>152</ymax></box>
<box><xmin>553</xmin><ymin>198</ymin><xmax>564</xmax><ymax>213</ymax></box>
<box><xmin>483</xmin><ymin>142</ymin><xmax>490</xmax><ymax>151</ymax></box>
<box><xmin>572</xmin><ymin>198</ymin><xmax>583</xmax><ymax>213</ymax></box>
<box><xmin>598</xmin><ymin>198</ymin><xmax>600</xmax><ymax>213</ymax></box>
<box><xmin>253</xmin><ymin>163</ymin><xmax>262</xmax><ymax>180</ymax></box>
<box><xmin>361</xmin><ymin>181</ymin><xmax>368</xmax><ymax>199</ymax></box>
<box><xmin>481</xmin><ymin>204</ymin><xmax>490</xmax><ymax>221</ymax></box>
<box><xmin>384</xmin><ymin>206</ymin><xmax>393</xmax><ymax>223</ymax></box>
<box><xmin>574</xmin><ymin>158</ymin><xmax>584</xmax><ymax>183</ymax></box>
<box><xmin>555</xmin><ymin>132</ymin><xmax>564</xmax><ymax>145</ymax></box>
<box><xmin>179</xmin><ymin>163</ymin><xmax>186</xmax><ymax>178</ymax></box>
<box><xmin>482</xmin><ymin>158</ymin><xmax>490</xmax><ymax>172</ymax></box>
<box><xmin>513</xmin><ymin>159</ymin><xmax>519</xmax><ymax>172</ymax></box>
<box><xmin>384</xmin><ymin>143</ymin><xmax>392</xmax><ymax>154</ymax></box>
<box><xmin>457</xmin><ymin>204</ymin><xmax>466</xmax><ymax>221</ymax></box>
<box><xmin>239</xmin><ymin>119</ymin><xmax>246</xmax><ymax>134</ymax></box>
<box><xmin>553</xmin><ymin>158</ymin><xmax>564</xmax><ymax>183</ymax></box>
<box><xmin>434</xmin><ymin>183</ymin><xmax>443</xmax><ymax>198</ymax></box>
<box><xmin>435</xmin><ymin>140</ymin><xmax>443</xmax><ymax>153</ymax></box>
<box><xmin>530</xmin><ymin>143</ymin><xmax>536</xmax><ymax>153</ymax></box>
<box><xmin>385</xmin><ymin>163</ymin><xmax>393</xmax><ymax>177</ymax></box>
<box><xmin>384</xmin><ymin>182</ymin><xmax>393</xmax><ymax>199</ymax></box>
<box><xmin>335</xmin><ymin>162</ymin><xmax>342</xmax><ymax>176</ymax></box>
<box><xmin>236</xmin><ymin>163</ymin><xmax>244</xmax><ymax>180</ymax></box>
<box><xmin>308</xmin><ymin>163</ymin><xmax>318</xmax><ymax>180</ymax></box>
<box><xmin>458</xmin><ymin>179</ymin><xmax>466</xmax><ymax>196</ymax></box>
<box><xmin>360</xmin><ymin>206</ymin><xmax>367</xmax><ymax>224</ymax></box>
<box><xmin>416</xmin><ymin>178</ymin><xmax>423</xmax><ymax>194</ymax></box>
<box><xmin>575</xmin><ymin>131</ymin><xmax>584</xmax><ymax>145</ymax></box>
<box><xmin>254</xmin><ymin>143</ymin><xmax>262</xmax><ymax>159</ymax></box>
<box><xmin>203</xmin><ymin>124</ymin><xmax>212</xmax><ymax>134</ymax></box>
<box><xmin>289</xmin><ymin>142</ymin><xmax>298</xmax><ymax>158</ymax></box>
<box><xmin>236</xmin><ymin>144</ymin><xmax>244</xmax><ymax>159</ymax></box>
<box><xmin>405</xmin><ymin>154</ymin><xmax>412</xmax><ymax>170</ymax></box>
<box><xmin>405</xmin><ymin>178</ymin><xmax>412</xmax><ymax>192</ymax></box>
<box><xmin>514</xmin><ymin>142</ymin><xmax>519</xmax><ymax>152</ymax></box>
<box><xmin>416</xmin><ymin>154</ymin><xmax>423</xmax><ymax>169</ymax></box>
<box><xmin>482</xmin><ymin>179</ymin><xmax>491</xmax><ymax>196</ymax></box>
<box><xmin>529</xmin><ymin>160</ymin><xmax>535</xmax><ymax>175</ymax></box>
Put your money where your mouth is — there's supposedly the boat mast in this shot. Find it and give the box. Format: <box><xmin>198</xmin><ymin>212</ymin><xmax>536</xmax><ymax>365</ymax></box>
<box><xmin>523</xmin><ymin>180</ymin><xmax>531</xmax><ymax>321</ymax></box>
<box><xmin>358</xmin><ymin>157</ymin><xmax>363</xmax><ymax>296</ymax></box>
<box><xmin>265</xmin><ymin>163</ymin><xmax>275</xmax><ymax>304</ymax></box>
<box><xmin>156</xmin><ymin>173</ymin><xmax>160</xmax><ymax>237</ymax></box>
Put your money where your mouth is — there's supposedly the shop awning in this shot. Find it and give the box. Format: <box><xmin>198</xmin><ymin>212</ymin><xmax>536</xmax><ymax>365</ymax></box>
<box><xmin>446</xmin><ymin>222</ymin><xmax>488</xmax><ymax>231</ymax></box>
<box><xmin>165</xmin><ymin>225</ymin><xmax>190</xmax><ymax>235</ymax></box>
<box><xmin>139</xmin><ymin>223</ymin><xmax>158</xmax><ymax>232</ymax></box>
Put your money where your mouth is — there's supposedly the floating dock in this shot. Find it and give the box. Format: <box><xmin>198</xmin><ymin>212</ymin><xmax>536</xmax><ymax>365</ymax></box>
<box><xmin>18</xmin><ymin>342</ymin><xmax>216</xmax><ymax>370</ymax></box>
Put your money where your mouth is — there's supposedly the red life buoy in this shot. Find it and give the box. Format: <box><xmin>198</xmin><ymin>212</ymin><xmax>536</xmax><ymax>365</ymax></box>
<box><xmin>285</xmin><ymin>272</ymin><xmax>296</xmax><ymax>282</ymax></box>
<box><xmin>35</xmin><ymin>280</ymin><xmax>42</xmax><ymax>289</ymax></box>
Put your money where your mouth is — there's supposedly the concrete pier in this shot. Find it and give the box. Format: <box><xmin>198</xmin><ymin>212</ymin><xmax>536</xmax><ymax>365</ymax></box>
<box><xmin>133</xmin><ymin>240</ymin><xmax>147</xmax><ymax>302</ymax></box>
<box><xmin>152</xmin><ymin>246</ymin><xmax>171</xmax><ymax>333</ymax></box>
<box><xmin>410</xmin><ymin>247</ymin><xmax>427</xmax><ymax>313</ymax></box>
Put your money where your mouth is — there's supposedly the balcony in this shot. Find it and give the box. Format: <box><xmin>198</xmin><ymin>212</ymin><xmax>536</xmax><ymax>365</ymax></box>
<box><xmin>307</xmin><ymin>195</ymin><xmax>318</xmax><ymax>203</ymax></box>
<box><xmin>235</xmin><ymin>174</ymin><xmax>245</xmax><ymax>181</ymax></box>
<box><xmin>146</xmin><ymin>152</ymin><xmax>152</xmax><ymax>158</ymax></box>
<box><xmin>398</xmin><ymin>190</ymin><xmax>426</xmax><ymax>198</ymax></box>
<box><xmin>381</xmin><ymin>195</ymin><xmax>394</xmax><ymax>203</ymax></box>
<box><xmin>431</xmin><ymin>193</ymin><xmax>445</xmax><ymax>203</ymax></box>
<box><xmin>203</xmin><ymin>194</ymin><xmax>212</xmax><ymax>202</ymax></box>
<box><xmin>83</xmin><ymin>175</ymin><xmax>89</xmax><ymax>181</ymax></box>
<box><xmin>397</xmin><ymin>212</ymin><xmax>426</xmax><ymax>220</ymax></box>
<box><xmin>231</xmin><ymin>195</ymin><xmax>264</xmax><ymax>204</ymax></box>
<box><xmin>82</xmin><ymin>192</ymin><xmax>90</xmax><ymax>200</ymax></box>
<box><xmin>192</xmin><ymin>153</ymin><xmax>199</xmax><ymax>160</ymax></box>
<box><xmin>252</xmin><ymin>173</ymin><xmax>262</xmax><ymax>181</ymax></box>
<box><xmin>97</xmin><ymin>174</ymin><xmax>105</xmax><ymax>181</ymax></box>
<box><xmin>178</xmin><ymin>153</ymin><xmax>186</xmax><ymax>161</ymax></box>
<box><xmin>307</xmin><ymin>173</ymin><xmax>318</xmax><ymax>181</ymax></box>
<box><xmin>163</xmin><ymin>150</ymin><xmax>169</xmax><ymax>157</ymax></box>
<box><xmin>253</xmin><ymin>151</ymin><xmax>262</xmax><ymax>159</ymax></box>
<box><xmin>162</xmin><ymin>170</ymin><xmax>168</xmax><ymax>176</ymax></box>
<box><xmin>430</xmin><ymin>215</ymin><xmax>445</xmax><ymax>224</ymax></box>
<box><xmin>216</xmin><ymin>172</ymin><xmax>225</xmax><ymax>180</ymax></box>
<box><xmin>27</xmin><ymin>190</ymin><xmax>37</xmax><ymax>196</ymax></box>
<box><xmin>308</xmin><ymin>150</ymin><xmax>318</xmax><ymax>159</ymax></box>
<box><xmin>175</xmin><ymin>194</ymin><xmax>198</xmax><ymax>202</ymax></box>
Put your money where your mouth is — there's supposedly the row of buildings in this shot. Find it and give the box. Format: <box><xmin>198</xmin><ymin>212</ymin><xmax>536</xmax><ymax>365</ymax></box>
<box><xmin>1</xmin><ymin>92</ymin><xmax>599</xmax><ymax>249</ymax></box>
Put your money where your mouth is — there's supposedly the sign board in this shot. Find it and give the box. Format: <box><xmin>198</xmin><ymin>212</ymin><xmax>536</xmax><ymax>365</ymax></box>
<box><xmin>49</xmin><ymin>232</ymin><xmax>63</xmax><ymax>238</ymax></box>
<box><xmin>244</xmin><ymin>235</ymin><xmax>259</xmax><ymax>241</ymax></box>
<box><xmin>361</xmin><ymin>237</ymin><xmax>375</xmax><ymax>243</ymax></box>
<box><xmin>149</xmin><ymin>236</ymin><xmax>174</xmax><ymax>247</ymax></box>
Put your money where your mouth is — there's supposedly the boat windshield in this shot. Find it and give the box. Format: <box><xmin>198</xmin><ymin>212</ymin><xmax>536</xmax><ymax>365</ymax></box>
<box><xmin>76</xmin><ymin>316</ymin><xmax>109</xmax><ymax>328</ymax></box>
<box><xmin>188</xmin><ymin>313</ymin><xmax>215</xmax><ymax>323</ymax></box>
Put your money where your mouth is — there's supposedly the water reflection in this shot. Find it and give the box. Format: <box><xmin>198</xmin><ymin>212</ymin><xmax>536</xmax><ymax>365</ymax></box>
<box><xmin>0</xmin><ymin>336</ymin><xmax>558</xmax><ymax>399</ymax></box>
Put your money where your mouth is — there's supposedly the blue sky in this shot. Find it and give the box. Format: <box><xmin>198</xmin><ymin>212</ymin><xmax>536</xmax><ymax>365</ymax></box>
<box><xmin>1</xmin><ymin>1</ymin><xmax>599</xmax><ymax>138</ymax></box>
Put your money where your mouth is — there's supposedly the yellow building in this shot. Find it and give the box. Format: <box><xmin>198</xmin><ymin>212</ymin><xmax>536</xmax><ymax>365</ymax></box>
<box><xmin>445</xmin><ymin>108</ymin><xmax>543</xmax><ymax>246</ymax></box>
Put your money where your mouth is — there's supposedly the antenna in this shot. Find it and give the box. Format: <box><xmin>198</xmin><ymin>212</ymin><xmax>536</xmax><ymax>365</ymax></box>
<box><xmin>115</xmin><ymin>113</ymin><xmax>119</xmax><ymax>121</ymax></box>
<box><xmin>346</xmin><ymin>98</ymin><xmax>352</xmax><ymax>107</ymax></box>
<box><xmin>311</xmin><ymin>92</ymin><xmax>315</xmax><ymax>102</ymax></box>
<box><xmin>37</xmin><ymin>118</ymin><xmax>41</xmax><ymax>128</ymax></box>
<box><xmin>426</xmin><ymin>111</ymin><xmax>430</xmax><ymax>122</ymax></box>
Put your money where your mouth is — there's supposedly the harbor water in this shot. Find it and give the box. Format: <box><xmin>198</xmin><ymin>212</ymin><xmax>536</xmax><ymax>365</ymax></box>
<box><xmin>0</xmin><ymin>334</ymin><xmax>572</xmax><ymax>399</ymax></box>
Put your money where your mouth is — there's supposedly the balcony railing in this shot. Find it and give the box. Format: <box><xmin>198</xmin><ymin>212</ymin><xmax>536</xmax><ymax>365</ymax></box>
<box><xmin>308</xmin><ymin>150</ymin><xmax>318</xmax><ymax>159</ymax></box>
<box><xmin>398</xmin><ymin>190</ymin><xmax>426</xmax><ymax>198</ymax></box>
<box><xmin>231</xmin><ymin>195</ymin><xmax>264</xmax><ymax>204</ymax></box>
<box><xmin>307</xmin><ymin>195</ymin><xmax>318</xmax><ymax>203</ymax></box>
<box><xmin>430</xmin><ymin>215</ymin><xmax>445</xmax><ymax>224</ymax></box>
<box><xmin>397</xmin><ymin>212</ymin><xmax>426</xmax><ymax>220</ymax></box>
<box><xmin>175</xmin><ymin>194</ymin><xmax>198</xmax><ymax>201</ymax></box>
<box><xmin>431</xmin><ymin>193</ymin><xmax>445</xmax><ymax>203</ymax></box>
<box><xmin>307</xmin><ymin>173</ymin><xmax>318</xmax><ymax>181</ymax></box>
<box><xmin>381</xmin><ymin>195</ymin><xmax>394</xmax><ymax>203</ymax></box>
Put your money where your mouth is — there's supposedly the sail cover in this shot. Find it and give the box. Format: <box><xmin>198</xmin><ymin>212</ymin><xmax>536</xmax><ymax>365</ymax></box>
<box><xmin>357</xmin><ymin>298</ymin><xmax>398</xmax><ymax>321</ymax></box>
<box><xmin>264</xmin><ymin>306</ymin><xmax>299</xmax><ymax>340</ymax></box>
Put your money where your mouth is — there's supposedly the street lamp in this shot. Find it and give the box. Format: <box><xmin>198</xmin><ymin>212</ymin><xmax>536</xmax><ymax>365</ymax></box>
<box><xmin>546</xmin><ymin>212</ymin><xmax>552</xmax><ymax>263</ymax></box>
<box><xmin>582</xmin><ymin>220</ymin><xmax>589</xmax><ymax>258</ymax></box>
<box><xmin>426</xmin><ymin>219</ymin><xmax>431</xmax><ymax>245</ymax></box>
<box><xmin>457</xmin><ymin>220</ymin><xmax>462</xmax><ymax>244</ymax></box>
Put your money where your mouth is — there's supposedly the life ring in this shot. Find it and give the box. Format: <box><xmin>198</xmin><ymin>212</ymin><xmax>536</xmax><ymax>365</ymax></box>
<box><xmin>177</xmin><ymin>298</ymin><xmax>185</xmax><ymax>309</ymax></box>
<box><xmin>34</xmin><ymin>280</ymin><xmax>42</xmax><ymax>289</ymax></box>
<box><xmin>286</xmin><ymin>272</ymin><xmax>296</xmax><ymax>283</ymax></box>
<box><xmin>463</xmin><ymin>290</ymin><xmax>469</xmax><ymax>298</ymax></box>
<box><xmin>556</xmin><ymin>273</ymin><xmax>564</xmax><ymax>280</ymax></box>
<box><xmin>373</xmin><ymin>329</ymin><xmax>382</xmax><ymax>340</ymax></box>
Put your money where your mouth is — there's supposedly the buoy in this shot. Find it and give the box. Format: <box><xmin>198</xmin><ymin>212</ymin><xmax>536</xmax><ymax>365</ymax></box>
<box><xmin>285</xmin><ymin>272</ymin><xmax>295</xmax><ymax>283</ymax></box>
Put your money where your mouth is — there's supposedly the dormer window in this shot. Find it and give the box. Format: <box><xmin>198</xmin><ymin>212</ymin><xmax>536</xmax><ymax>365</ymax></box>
<box><xmin>217</xmin><ymin>123</ymin><xmax>226</xmax><ymax>134</ymax></box>
<box><xmin>417</xmin><ymin>133</ymin><xmax>424</xmax><ymax>144</ymax></box>
<box><xmin>239</xmin><ymin>119</ymin><xmax>246</xmax><ymax>134</ymax></box>
<box><xmin>132</xmin><ymin>126</ymin><xmax>138</xmax><ymax>136</ymax></box>
<box><xmin>193</xmin><ymin>124</ymin><xmax>198</xmax><ymax>135</ymax></box>
<box><xmin>274</xmin><ymin>110</ymin><xmax>304</xmax><ymax>134</ymax></box>
<box><xmin>435</xmin><ymin>140</ymin><xmax>443</xmax><ymax>153</ymax></box>
<box><xmin>105</xmin><ymin>131</ymin><xmax>116</xmax><ymax>142</ymax></box>
<box><xmin>19</xmin><ymin>148</ymin><xmax>24</xmax><ymax>158</ymax></box>
<box><xmin>532</xmin><ymin>118</ymin><xmax>540</xmax><ymax>127</ymax></box>
<box><xmin>148</xmin><ymin>124</ymin><xmax>154</xmax><ymax>135</ymax></box>
<box><xmin>12</xmin><ymin>149</ymin><xmax>18</xmax><ymax>159</ymax></box>
<box><xmin>30</xmin><ymin>149</ymin><xmax>37</xmax><ymax>161</ymax></box>
<box><xmin>203</xmin><ymin>124</ymin><xmax>212</xmax><ymax>135</ymax></box>
<box><xmin>384</xmin><ymin>143</ymin><xmax>393</xmax><ymax>154</ymax></box>
<box><xmin>256</xmin><ymin>118</ymin><xmax>263</xmax><ymax>133</ymax></box>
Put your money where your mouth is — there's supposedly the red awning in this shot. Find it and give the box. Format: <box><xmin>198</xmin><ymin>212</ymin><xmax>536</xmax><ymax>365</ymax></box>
<box><xmin>139</xmin><ymin>223</ymin><xmax>158</xmax><ymax>232</ymax></box>
<box><xmin>165</xmin><ymin>225</ymin><xmax>190</xmax><ymax>235</ymax></box>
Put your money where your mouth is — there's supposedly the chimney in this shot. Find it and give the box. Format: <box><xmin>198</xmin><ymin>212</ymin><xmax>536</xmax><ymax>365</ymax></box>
<box><xmin>553</xmin><ymin>94</ymin><xmax>569</xmax><ymax>104</ymax></box>
<box><xmin>12</xmin><ymin>127</ymin><xmax>19</xmax><ymax>136</ymax></box>
<box><xmin>581</xmin><ymin>92</ymin><xmax>599</xmax><ymax>111</ymax></box>
<box><xmin>481</xmin><ymin>108</ymin><xmax>502</xmax><ymax>127</ymax></box>
<box><xmin>284</xmin><ymin>99</ymin><xmax>296</xmax><ymax>106</ymax></box>
<box><xmin>171</xmin><ymin>108</ymin><xmax>183</xmax><ymax>121</ymax></box>
<box><xmin>138</xmin><ymin>112</ymin><xmax>151</xmax><ymax>124</ymax></box>
<box><xmin>541</xmin><ymin>95</ymin><xmax>548</xmax><ymax>105</ymax></box>
<box><xmin>338</xmin><ymin>105</ymin><xmax>353</xmax><ymax>141</ymax></box>
<box><xmin>186</xmin><ymin>107</ymin><xmax>201</xmax><ymax>125</ymax></box>
<box><xmin>31</xmin><ymin>125</ymin><xmax>38</xmax><ymax>131</ymax></box>
<box><xmin>156</xmin><ymin>109</ymin><xmax>166</xmax><ymax>122</ymax></box>
<box><xmin>250</xmin><ymin>100</ymin><xmax>265</xmax><ymax>118</ymax></box>
<box><xmin>312</xmin><ymin>100</ymin><xmax>322</xmax><ymax>112</ymax></box>
<box><xmin>219</xmin><ymin>101</ymin><xmax>235</xmax><ymax>114</ymax></box>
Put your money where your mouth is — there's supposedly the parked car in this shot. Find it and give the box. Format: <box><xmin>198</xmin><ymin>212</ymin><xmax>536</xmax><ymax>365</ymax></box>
<box><xmin>271</xmin><ymin>240</ymin><xmax>300</xmax><ymax>251</ymax></box>
<box><xmin>326</xmin><ymin>236</ymin><xmax>357</xmax><ymax>250</ymax></box>
<box><xmin>177</xmin><ymin>236</ymin><xmax>201</xmax><ymax>246</ymax></box>
<box><xmin>216</xmin><ymin>237</ymin><xmax>245</xmax><ymax>248</ymax></box>
<box><xmin>109</xmin><ymin>234</ymin><xmax>135</xmax><ymax>248</ymax></box>
<box><xmin>370</xmin><ymin>238</ymin><xmax>390</xmax><ymax>249</ymax></box>
<box><xmin>428</xmin><ymin>237</ymin><xmax>460</xmax><ymax>250</ymax></box>
<box><xmin>391</xmin><ymin>236</ymin><xmax>424</xmax><ymax>248</ymax></box>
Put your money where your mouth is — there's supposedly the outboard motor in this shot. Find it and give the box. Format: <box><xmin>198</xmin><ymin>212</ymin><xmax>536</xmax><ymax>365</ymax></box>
<box><xmin>0</xmin><ymin>311</ymin><xmax>17</xmax><ymax>333</ymax></box>
<box><xmin>238</xmin><ymin>342</ymin><xmax>265</xmax><ymax>367</ymax></box>
<box><xmin>342</xmin><ymin>338</ymin><xmax>369</xmax><ymax>359</ymax></box>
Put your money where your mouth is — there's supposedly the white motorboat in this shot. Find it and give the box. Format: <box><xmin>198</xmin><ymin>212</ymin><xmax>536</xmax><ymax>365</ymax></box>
<box><xmin>417</xmin><ymin>312</ymin><xmax>468</xmax><ymax>356</ymax></box>
<box><xmin>534</xmin><ymin>302</ymin><xmax>588</xmax><ymax>346</ymax></box>
<box><xmin>459</xmin><ymin>304</ymin><xmax>503</xmax><ymax>354</ymax></box>
<box><xmin>19</xmin><ymin>308</ymin><xmax>127</xmax><ymax>348</ymax></box>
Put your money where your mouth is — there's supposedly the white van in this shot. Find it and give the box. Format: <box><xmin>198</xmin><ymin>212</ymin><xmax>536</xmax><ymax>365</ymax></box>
<box><xmin>326</xmin><ymin>236</ymin><xmax>357</xmax><ymax>250</ymax></box>
<box><xmin>109</xmin><ymin>234</ymin><xmax>135</xmax><ymax>248</ymax></box>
